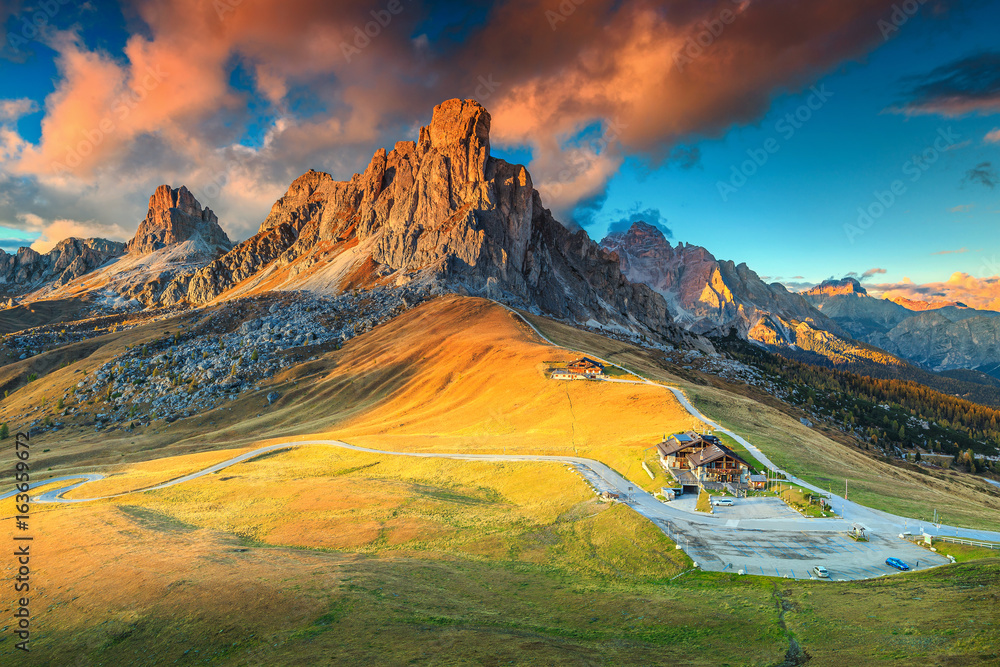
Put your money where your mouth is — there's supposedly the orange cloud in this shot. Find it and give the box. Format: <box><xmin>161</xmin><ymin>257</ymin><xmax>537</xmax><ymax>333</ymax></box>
<box><xmin>870</xmin><ymin>272</ymin><xmax>1000</xmax><ymax>312</ymax></box>
<box><xmin>2</xmin><ymin>0</ymin><xmax>913</xmax><ymax>241</ymax></box>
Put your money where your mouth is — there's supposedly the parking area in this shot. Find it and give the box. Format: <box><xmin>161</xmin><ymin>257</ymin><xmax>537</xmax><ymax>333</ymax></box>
<box><xmin>659</xmin><ymin>522</ymin><xmax>949</xmax><ymax>581</ymax></box>
<box><xmin>708</xmin><ymin>496</ymin><xmax>802</xmax><ymax>521</ymax></box>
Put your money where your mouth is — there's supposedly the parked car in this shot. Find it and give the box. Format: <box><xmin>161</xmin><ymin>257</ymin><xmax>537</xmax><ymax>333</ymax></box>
<box><xmin>812</xmin><ymin>565</ymin><xmax>830</xmax><ymax>578</ymax></box>
<box><xmin>886</xmin><ymin>557</ymin><xmax>910</xmax><ymax>571</ymax></box>
<box><xmin>713</xmin><ymin>498</ymin><xmax>735</xmax><ymax>506</ymax></box>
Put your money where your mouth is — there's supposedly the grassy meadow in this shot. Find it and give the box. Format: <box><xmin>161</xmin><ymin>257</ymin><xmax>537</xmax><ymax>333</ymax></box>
<box><xmin>4</xmin><ymin>444</ymin><xmax>998</xmax><ymax>665</ymax></box>
<box><xmin>521</xmin><ymin>309</ymin><xmax>1000</xmax><ymax>532</ymax></box>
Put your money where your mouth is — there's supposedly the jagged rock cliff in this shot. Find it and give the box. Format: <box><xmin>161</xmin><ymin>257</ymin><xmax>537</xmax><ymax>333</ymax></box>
<box><xmin>0</xmin><ymin>238</ymin><xmax>125</xmax><ymax>295</ymax></box>
<box><xmin>127</xmin><ymin>185</ymin><xmax>232</xmax><ymax>256</ymax></box>
<box><xmin>600</xmin><ymin>221</ymin><xmax>844</xmax><ymax>345</ymax></box>
<box><xmin>21</xmin><ymin>186</ymin><xmax>233</xmax><ymax>305</ymax></box>
<box><xmin>160</xmin><ymin>99</ymin><xmax>694</xmax><ymax>345</ymax></box>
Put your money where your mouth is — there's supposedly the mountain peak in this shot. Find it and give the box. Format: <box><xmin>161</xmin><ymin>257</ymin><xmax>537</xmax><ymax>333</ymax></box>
<box><xmin>418</xmin><ymin>98</ymin><xmax>491</xmax><ymax>181</ymax></box>
<box><xmin>804</xmin><ymin>277</ymin><xmax>867</xmax><ymax>297</ymax></box>
<box><xmin>127</xmin><ymin>185</ymin><xmax>232</xmax><ymax>256</ymax></box>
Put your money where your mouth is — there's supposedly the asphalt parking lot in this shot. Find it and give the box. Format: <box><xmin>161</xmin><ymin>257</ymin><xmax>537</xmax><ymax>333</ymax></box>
<box><xmin>662</xmin><ymin>523</ymin><xmax>949</xmax><ymax>580</ymax></box>
<box><xmin>708</xmin><ymin>496</ymin><xmax>803</xmax><ymax>521</ymax></box>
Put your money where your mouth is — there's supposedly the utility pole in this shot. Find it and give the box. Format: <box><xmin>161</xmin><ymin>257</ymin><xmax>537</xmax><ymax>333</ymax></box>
<box><xmin>844</xmin><ymin>479</ymin><xmax>848</xmax><ymax>501</ymax></box>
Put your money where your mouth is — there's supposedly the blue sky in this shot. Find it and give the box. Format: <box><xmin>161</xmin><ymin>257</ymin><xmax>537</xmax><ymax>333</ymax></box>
<box><xmin>0</xmin><ymin>0</ymin><xmax>998</xmax><ymax>302</ymax></box>
<box><xmin>583</xmin><ymin>1</ymin><xmax>1000</xmax><ymax>287</ymax></box>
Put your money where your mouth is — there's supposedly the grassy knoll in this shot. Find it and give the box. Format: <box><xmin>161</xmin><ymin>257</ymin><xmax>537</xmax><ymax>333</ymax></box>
<box><xmin>519</xmin><ymin>309</ymin><xmax>1000</xmax><ymax>532</ymax></box>
<box><xmin>696</xmin><ymin>489</ymin><xmax>713</xmax><ymax>513</ymax></box>
<box><xmin>9</xmin><ymin>447</ymin><xmax>1000</xmax><ymax>666</ymax></box>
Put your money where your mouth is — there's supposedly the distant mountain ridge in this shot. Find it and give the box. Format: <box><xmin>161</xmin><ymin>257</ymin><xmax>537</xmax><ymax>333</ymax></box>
<box><xmin>803</xmin><ymin>278</ymin><xmax>1000</xmax><ymax>379</ymax></box>
<box><xmin>599</xmin><ymin>221</ymin><xmax>846</xmax><ymax>345</ymax></box>
<box><xmin>0</xmin><ymin>238</ymin><xmax>125</xmax><ymax>302</ymax></box>
<box><xmin>24</xmin><ymin>185</ymin><xmax>234</xmax><ymax>306</ymax></box>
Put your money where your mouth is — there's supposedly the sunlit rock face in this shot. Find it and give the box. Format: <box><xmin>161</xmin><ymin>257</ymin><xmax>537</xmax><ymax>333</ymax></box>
<box><xmin>160</xmin><ymin>99</ymin><xmax>697</xmax><ymax>346</ymax></box>
<box><xmin>600</xmin><ymin>221</ymin><xmax>844</xmax><ymax>345</ymax></box>
<box><xmin>127</xmin><ymin>185</ymin><xmax>232</xmax><ymax>257</ymax></box>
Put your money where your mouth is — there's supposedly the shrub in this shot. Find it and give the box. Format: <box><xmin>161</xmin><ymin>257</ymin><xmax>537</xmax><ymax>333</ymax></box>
<box><xmin>0</xmin><ymin>423</ymin><xmax>8</xmax><ymax>439</ymax></box>
<box><xmin>27</xmin><ymin>373</ymin><xmax>38</xmax><ymax>382</ymax></box>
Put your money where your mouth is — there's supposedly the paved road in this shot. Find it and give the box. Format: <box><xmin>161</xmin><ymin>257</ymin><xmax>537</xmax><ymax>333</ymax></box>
<box><xmin>0</xmin><ymin>438</ymin><xmax>950</xmax><ymax>580</ymax></box>
<box><xmin>2</xmin><ymin>303</ymin><xmax>995</xmax><ymax>580</ymax></box>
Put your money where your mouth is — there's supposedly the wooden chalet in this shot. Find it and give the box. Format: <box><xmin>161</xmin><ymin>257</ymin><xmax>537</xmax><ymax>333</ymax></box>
<box><xmin>686</xmin><ymin>444</ymin><xmax>751</xmax><ymax>484</ymax></box>
<box><xmin>655</xmin><ymin>431</ymin><xmax>722</xmax><ymax>469</ymax></box>
<box><xmin>565</xmin><ymin>357</ymin><xmax>605</xmax><ymax>377</ymax></box>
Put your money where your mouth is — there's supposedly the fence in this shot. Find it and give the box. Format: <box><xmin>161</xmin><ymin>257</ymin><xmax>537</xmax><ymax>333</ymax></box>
<box><xmin>933</xmin><ymin>535</ymin><xmax>999</xmax><ymax>550</ymax></box>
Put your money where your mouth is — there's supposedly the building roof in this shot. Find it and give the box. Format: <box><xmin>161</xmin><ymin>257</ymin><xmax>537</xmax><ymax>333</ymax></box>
<box><xmin>567</xmin><ymin>357</ymin><xmax>604</xmax><ymax>369</ymax></box>
<box><xmin>656</xmin><ymin>431</ymin><xmax>706</xmax><ymax>457</ymax></box>
<box><xmin>686</xmin><ymin>444</ymin><xmax>751</xmax><ymax>469</ymax></box>
<box><xmin>749</xmin><ymin>474</ymin><xmax>767</xmax><ymax>482</ymax></box>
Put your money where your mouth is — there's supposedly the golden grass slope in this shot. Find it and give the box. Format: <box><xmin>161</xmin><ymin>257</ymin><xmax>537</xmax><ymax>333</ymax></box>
<box><xmin>520</xmin><ymin>310</ymin><xmax>1000</xmax><ymax>532</ymax></box>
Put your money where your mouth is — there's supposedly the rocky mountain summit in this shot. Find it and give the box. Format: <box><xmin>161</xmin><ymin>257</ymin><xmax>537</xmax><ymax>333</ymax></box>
<box><xmin>0</xmin><ymin>238</ymin><xmax>125</xmax><ymax>299</ymax></box>
<box><xmin>802</xmin><ymin>277</ymin><xmax>868</xmax><ymax>298</ymax></box>
<box><xmin>803</xmin><ymin>278</ymin><xmax>1000</xmax><ymax>378</ymax></box>
<box><xmin>157</xmin><ymin>99</ymin><xmax>695</xmax><ymax>346</ymax></box>
<box><xmin>126</xmin><ymin>185</ymin><xmax>232</xmax><ymax>256</ymax></box>
<box><xmin>600</xmin><ymin>221</ymin><xmax>843</xmax><ymax>345</ymax></box>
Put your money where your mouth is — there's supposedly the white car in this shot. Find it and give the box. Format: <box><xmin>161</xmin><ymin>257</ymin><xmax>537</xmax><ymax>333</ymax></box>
<box><xmin>812</xmin><ymin>565</ymin><xmax>830</xmax><ymax>578</ymax></box>
<box><xmin>713</xmin><ymin>498</ymin><xmax>735</xmax><ymax>506</ymax></box>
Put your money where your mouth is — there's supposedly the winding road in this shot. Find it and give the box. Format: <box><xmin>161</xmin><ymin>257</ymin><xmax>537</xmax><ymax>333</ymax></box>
<box><xmin>3</xmin><ymin>303</ymin><xmax>998</xmax><ymax>579</ymax></box>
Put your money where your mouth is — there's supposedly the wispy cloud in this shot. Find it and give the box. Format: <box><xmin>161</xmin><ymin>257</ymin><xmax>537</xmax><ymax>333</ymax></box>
<box><xmin>931</xmin><ymin>247</ymin><xmax>969</xmax><ymax>255</ymax></box>
<box><xmin>861</xmin><ymin>267</ymin><xmax>886</xmax><ymax>281</ymax></box>
<box><xmin>888</xmin><ymin>51</ymin><xmax>1000</xmax><ymax>117</ymax></box>
<box><xmin>963</xmin><ymin>162</ymin><xmax>998</xmax><ymax>189</ymax></box>
<box><xmin>949</xmin><ymin>204</ymin><xmax>973</xmax><ymax>212</ymax></box>
<box><xmin>985</xmin><ymin>128</ymin><xmax>1000</xmax><ymax>143</ymax></box>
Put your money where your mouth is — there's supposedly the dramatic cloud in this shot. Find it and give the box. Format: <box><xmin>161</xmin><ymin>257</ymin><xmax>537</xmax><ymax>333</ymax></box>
<box><xmin>931</xmin><ymin>247</ymin><xmax>969</xmax><ymax>255</ymax></box>
<box><xmin>869</xmin><ymin>272</ymin><xmax>1000</xmax><ymax>311</ymax></box>
<box><xmin>605</xmin><ymin>205</ymin><xmax>672</xmax><ymax>236</ymax></box>
<box><xmin>890</xmin><ymin>51</ymin><xmax>1000</xmax><ymax>116</ymax></box>
<box><xmin>861</xmin><ymin>267</ymin><xmax>887</xmax><ymax>280</ymax></box>
<box><xmin>0</xmin><ymin>0</ymin><xmax>916</xmax><ymax>243</ymax></box>
<box><xmin>962</xmin><ymin>162</ymin><xmax>998</xmax><ymax>188</ymax></box>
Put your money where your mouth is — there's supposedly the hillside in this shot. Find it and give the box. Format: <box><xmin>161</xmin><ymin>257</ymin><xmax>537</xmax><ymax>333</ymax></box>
<box><xmin>3</xmin><ymin>294</ymin><xmax>999</xmax><ymax>665</ymax></box>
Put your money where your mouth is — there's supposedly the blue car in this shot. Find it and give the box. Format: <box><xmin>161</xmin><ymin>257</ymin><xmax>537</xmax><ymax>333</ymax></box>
<box><xmin>886</xmin><ymin>557</ymin><xmax>910</xmax><ymax>571</ymax></box>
